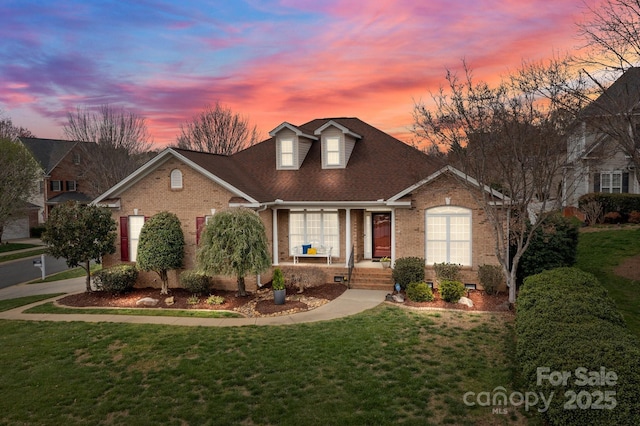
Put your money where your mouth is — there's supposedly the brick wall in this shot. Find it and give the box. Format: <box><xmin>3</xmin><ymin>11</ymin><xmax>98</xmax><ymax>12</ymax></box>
<box><xmin>103</xmin><ymin>156</ymin><xmax>273</xmax><ymax>292</ymax></box>
<box><xmin>395</xmin><ymin>173</ymin><xmax>500</xmax><ymax>289</ymax></box>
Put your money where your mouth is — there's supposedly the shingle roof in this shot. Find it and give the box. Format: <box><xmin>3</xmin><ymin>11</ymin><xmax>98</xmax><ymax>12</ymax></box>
<box><xmin>189</xmin><ymin>117</ymin><xmax>439</xmax><ymax>203</ymax></box>
<box><xmin>46</xmin><ymin>191</ymin><xmax>92</xmax><ymax>204</ymax></box>
<box><xmin>19</xmin><ymin>137</ymin><xmax>78</xmax><ymax>174</ymax></box>
<box><xmin>581</xmin><ymin>67</ymin><xmax>640</xmax><ymax>117</ymax></box>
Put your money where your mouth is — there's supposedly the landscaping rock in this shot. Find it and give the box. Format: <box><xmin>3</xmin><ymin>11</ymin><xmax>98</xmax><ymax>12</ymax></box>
<box><xmin>392</xmin><ymin>294</ymin><xmax>405</xmax><ymax>303</ymax></box>
<box><xmin>136</xmin><ymin>297</ymin><xmax>159</xmax><ymax>307</ymax></box>
<box><xmin>458</xmin><ymin>296</ymin><xmax>473</xmax><ymax>307</ymax></box>
<box><xmin>165</xmin><ymin>296</ymin><xmax>174</xmax><ymax>305</ymax></box>
<box><xmin>385</xmin><ymin>293</ymin><xmax>395</xmax><ymax>302</ymax></box>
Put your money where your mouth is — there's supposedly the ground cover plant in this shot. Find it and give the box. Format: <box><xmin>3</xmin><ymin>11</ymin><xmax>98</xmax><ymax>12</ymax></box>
<box><xmin>576</xmin><ymin>227</ymin><xmax>640</xmax><ymax>336</ymax></box>
<box><xmin>0</xmin><ymin>307</ymin><xmax>527</xmax><ymax>425</ymax></box>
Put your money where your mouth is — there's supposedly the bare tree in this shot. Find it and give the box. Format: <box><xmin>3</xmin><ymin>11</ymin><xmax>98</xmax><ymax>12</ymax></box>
<box><xmin>413</xmin><ymin>60</ymin><xmax>582</xmax><ymax>303</ymax></box>
<box><xmin>577</xmin><ymin>0</ymin><xmax>640</xmax><ymax>72</ymax></box>
<box><xmin>0</xmin><ymin>112</ymin><xmax>35</xmax><ymax>141</ymax></box>
<box><xmin>176</xmin><ymin>102</ymin><xmax>260</xmax><ymax>154</ymax></box>
<box><xmin>64</xmin><ymin>105</ymin><xmax>153</xmax><ymax>197</ymax></box>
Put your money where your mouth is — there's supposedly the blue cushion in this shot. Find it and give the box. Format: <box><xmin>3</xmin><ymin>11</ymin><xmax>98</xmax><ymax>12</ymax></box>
<box><xmin>302</xmin><ymin>244</ymin><xmax>311</xmax><ymax>254</ymax></box>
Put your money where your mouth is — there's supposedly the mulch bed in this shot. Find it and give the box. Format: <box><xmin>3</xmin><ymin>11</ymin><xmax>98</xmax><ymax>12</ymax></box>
<box><xmin>397</xmin><ymin>289</ymin><xmax>512</xmax><ymax>312</ymax></box>
<box><xmin>57</xmin><ymin>283</ymin><xmax>349</xmax><ymax>317</ymax></box>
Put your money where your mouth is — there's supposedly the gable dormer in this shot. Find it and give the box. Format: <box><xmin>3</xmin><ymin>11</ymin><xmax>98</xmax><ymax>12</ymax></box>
<box><xmin>269</xmin><ymin>122</ymin><xmax>317</xmax><ymax>170</ymax></box>
<box><xmin>314</xmin><ymin>120</ymin><xmax>362</xmax><ymax>169</ymax></box>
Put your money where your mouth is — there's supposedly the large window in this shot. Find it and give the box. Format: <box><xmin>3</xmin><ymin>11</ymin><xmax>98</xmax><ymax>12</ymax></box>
<box><xmin>426</xmin><ymin>206</ymin><xmax>471</xmax><ymax>266</ymax></box>
<box><xmin>289</xmin><ymin>210</ymin><xmax>339</xmax><ymax>255</ymax></box>
<box><xmin>280</xmin><ymin>138</ymin><xmax>294</xmax><ymax>167</ymax></box>
<box><xmin>325</xmin><ymin>136</ymin><xmax>341</xmax><ymax>166</ymax></box>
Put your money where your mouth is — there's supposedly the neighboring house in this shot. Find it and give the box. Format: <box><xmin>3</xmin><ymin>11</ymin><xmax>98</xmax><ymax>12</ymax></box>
<box><xmin>20</xmin><ymin>137</ymin><xmax>94</xmax><ymax>222</ymax></box>
<box><xmin>565</xmin><ymin>68</ymin><xmax>640</xmax><ymax>207</ymax></box>
<box><xmin>93</xmin><ymin>117</ymin><xmax>501</xmax><ymax>291</ymax></box>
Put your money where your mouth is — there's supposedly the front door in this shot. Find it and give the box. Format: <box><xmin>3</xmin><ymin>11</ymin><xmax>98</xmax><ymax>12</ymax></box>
<box><xmin>372</xmin><ymin>212</ymin><xmax>391</xmax><ymax>258</ymax></box>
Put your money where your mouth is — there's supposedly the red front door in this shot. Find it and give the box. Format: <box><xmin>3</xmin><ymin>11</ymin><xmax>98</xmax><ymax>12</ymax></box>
<box><xmin>372</xmin><ymin>213</ymin><xmax>391</xmax><ymax>258</ymax></box>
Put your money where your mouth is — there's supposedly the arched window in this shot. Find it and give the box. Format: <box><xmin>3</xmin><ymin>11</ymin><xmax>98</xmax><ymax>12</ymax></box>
<box><xmin>425</xmin><ymin>206</ymin><xmax>472</xmax><ymax>266</ymax></box>
<box><xmin>170</xmin><ymin>169</ymin><xmax>183</xmax><ymax>189</ymax></box>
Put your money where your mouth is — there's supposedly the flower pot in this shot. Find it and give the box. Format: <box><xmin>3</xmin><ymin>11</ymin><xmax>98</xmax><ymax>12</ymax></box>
<box><xmin>381</xmin><ymin>261</ymin><xmax>391</xmax><ymax>269</ymax></box>
<box><xmin>274</xmin><ymin>288</ymin><xmax>286</xmax><ymax>305</ymax></box>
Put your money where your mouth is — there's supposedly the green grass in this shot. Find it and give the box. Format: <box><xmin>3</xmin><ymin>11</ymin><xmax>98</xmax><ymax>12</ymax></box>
<box><xmin>0</xmin><ymin>243</ymin><xmax>39</xmax><ymax>253</ymax></box>
<box><xmin>0</xmin><ymin>294</ymin><xmax>64</xmax><ymax>312</ymax></box>
<box><xmin>576</xmin><ymin>228</ymin><xmax>640</xmax><ymax>337</ymax></box>
<box><xmin>0</xmin><ymin>307</ymin><xmax>529</xmax><ymax>425</ymax></box>
<box><xmin>29</xmin><ymin>264</ymin><xmax>102</xmax><ymax>283</ymax></box>
<box><xmin>0</xmin><ymin>247</ymin><xmax>47</xmax><ymax>263</ymax></box>
<box><xmin>25</xmin><ymin>302</ymin><xmax>243</xmax><ymax>318</ymax></box>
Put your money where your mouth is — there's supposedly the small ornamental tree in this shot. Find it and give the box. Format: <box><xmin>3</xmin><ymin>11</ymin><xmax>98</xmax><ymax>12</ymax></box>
<box><xmin>137</xmin><ymin>211</ymin><xmax>185</xmax><ymax>295</ymax></box>
<box><xmin>197</xmin><ymin>208</ymin><xmax>271</xmax><ymax>297</ymax></box>
<box><xmin>42</xmin><ymin>202</ymin><xmax>116</xmax><ymax>292</ymax></box>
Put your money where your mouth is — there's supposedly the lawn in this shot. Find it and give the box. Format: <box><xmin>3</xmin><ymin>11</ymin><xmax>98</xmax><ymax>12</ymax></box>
<box><xmin>0</xmin><ymin>243</ymin><xmax>39</xmax><ymax>253</ymax></box>
<box><xmin>576</xmin><ymin>227</ymin><xmax>640</xmax><ymax>336</ymax></box>
<box><xmin>25</xmin><ymin>302</ymin><xmax>243</xmax><ymax>318</ymax></box>
<box><xmin>29</xmin><ymin>263</ymin><xmax>102</xmax><ymax>283</ymax></box>
<box><xmin>0</xmin><ymin>247</ymin><xmax>47</xmax><ymax>263</ymax></box>
<box><xmin>0</xmin><ymin>307</ymin><xmax>528</xmax><ymax>425</ymax></box>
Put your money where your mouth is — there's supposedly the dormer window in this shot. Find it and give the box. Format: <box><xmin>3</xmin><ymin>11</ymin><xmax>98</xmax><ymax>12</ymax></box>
<box><xmin>280</xmin><ymin>138</ymin><xmax>294</xmax><ymax>167</ymax></box>
<box><xmin>326</xmin><ymin>136</ymin><xmax>341</xmax><ymax>166</ymax></box>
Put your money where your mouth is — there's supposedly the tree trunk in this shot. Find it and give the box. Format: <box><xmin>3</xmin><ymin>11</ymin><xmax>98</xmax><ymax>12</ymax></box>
<box><xmin>0</xmin><ymin>224</ymin><xmax>3</xmax><ymax>244</ymax></box>
<box><xmin>237</xmin><ymin>275</ymin><xmax>247</xmax><ymax>297</ymax></box>
<box><xmin>160</xmin><ymin>270</ymin><xmax>169</xmax><ymax>295</ymax></box>
<box><xmin>85</xmin><ymin>260</ymin><xmax>92</xmax><ymax>292</ymax></box>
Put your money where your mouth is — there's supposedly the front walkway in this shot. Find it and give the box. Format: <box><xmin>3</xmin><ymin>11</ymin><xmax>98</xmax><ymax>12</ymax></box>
<box><xmin>0</xmin><ymin>277</ymin><xmax>388</xmax><ymax>327</ymax></box>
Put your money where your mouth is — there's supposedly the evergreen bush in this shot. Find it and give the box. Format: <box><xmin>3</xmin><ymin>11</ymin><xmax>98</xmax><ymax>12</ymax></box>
<box><xmin>406</xmin><ymin>282</ymin><xmax>434</xmax><ymax>302</ymax></box>
<box><xmin>93</xmin><ymin>264</ymin><xmax>138</xmax><ymax>294</ymax></box>
<box><xmin>391</xmin><ymin>257</ymin><xmax>425</xmax><ymax>289</ymax></box>
<box><xmin>438</xmin><ymin>280</ymin><xmax>465</xmax><ymax>302</ymax></box>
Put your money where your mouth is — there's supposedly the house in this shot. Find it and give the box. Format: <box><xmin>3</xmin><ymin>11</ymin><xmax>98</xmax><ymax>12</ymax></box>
<box><xmin>20</xmin><ymin>137</ymin><xmax>94</xmax><ymax>222</ymax></box>
<box><xmin>93</xmin><ymin>118</ymin><xmax>501</xmax><ymax>291</ymax></box>
<box><xmin>565</xmin><ymin>68</ymin><xmax>640</xmax><ymax>207</ymax></box>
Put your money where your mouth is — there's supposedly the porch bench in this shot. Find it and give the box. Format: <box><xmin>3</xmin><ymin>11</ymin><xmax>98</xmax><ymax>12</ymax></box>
<box><xmin>293</xmin><ymin>245</ymin><xmax>333</xmax><ymax>265</ymax></box>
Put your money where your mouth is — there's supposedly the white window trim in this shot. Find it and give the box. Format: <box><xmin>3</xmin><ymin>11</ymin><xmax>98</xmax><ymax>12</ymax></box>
<box><xmin>66</xmin><ymin>180</ymin><xmax>77</xmax><ymax>191</ymax></box>
<box><xmin>600</xmin><ymin>171</ymin><xmax>622</xmax><ymax>193</ymax></box>
<box><xmin>129</xmin><ymin>215</ymin><xmax>145</xmax><ymax>262</ymax></box>
<box><xmin>325</xmin><ymin>136</ymin><xmax>341</xmax><ymax>166</ymax></box>
<box><xmin>279</xmin><ymin>138</ymin><xmax>295</xmax><ymax>168</ymax></box>
<box><xmin>289</xmin><ymin>210</ymin><xmax>339</xmax><ymax>256</ymax></box>
<box><xmin>170</xmin><ymin>169</ymin><xmax>183</xmax><ymax>189</ymax></box>
<box><xmin>51</xmin><ymin>180</ymin><xmax>62</xmax><ymax>192</ymax></box>
<box><xmin>425</xmin><ymin>206</ymin><xmax>472</xmax><ymax>266</ymax></box>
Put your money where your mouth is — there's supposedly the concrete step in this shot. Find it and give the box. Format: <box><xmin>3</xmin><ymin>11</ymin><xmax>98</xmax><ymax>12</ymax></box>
<box><xmin>348</xmin><ymin>268</ymin><xmax>393</xmax><ymax>290</ymax></box>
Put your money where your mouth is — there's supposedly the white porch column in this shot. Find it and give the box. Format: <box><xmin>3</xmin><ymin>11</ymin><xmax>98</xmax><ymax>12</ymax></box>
<box><xmin>272</xmin><ymin>208</ymin><xmax>279</xmax><ymax>266</ymax></box>
<box><xmin>390</xmin><ymin>209</ymin><xmax>396</xmax><ymax>263</ymax></box>
<box><xmin>345</xmin><ymin>208</ymin><xmax>351</xmax><ymax>267</ymax></box>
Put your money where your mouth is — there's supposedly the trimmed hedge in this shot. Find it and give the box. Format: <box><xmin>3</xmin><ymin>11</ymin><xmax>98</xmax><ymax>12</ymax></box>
<box><xmin>93</xmin><ymin>264</ymin><xmax>138</xmax><ymax>294</ymax></box>
<box><xmin>578</xmin><ymin>193</ymin><xmax>640</xmax><ymax>222</ymax></box>
<box><xmin>391</xmin><ymin>257</ymin><xmax>425</xmax><ymax>290</ymax></box>
<box><xmin>406</xmin><ymin>282</ymin><xmax>434</xmax><ymax>302</ymax></box>
<box><xmin>516</xmin><ymin>268</ymin><xmax>640</xmax><ymax>425</ymax></box>
<box><xmin>179</xmin><ymin>270</ymin><xmax>211</xmax><ymax>295</ymax></box>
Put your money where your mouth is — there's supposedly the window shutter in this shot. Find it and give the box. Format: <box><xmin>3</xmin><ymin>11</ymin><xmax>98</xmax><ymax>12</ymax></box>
<box><xmin>593</xmin><ymin>173</ymin><xmax>601</xmax><ymax>192</ymax></box>
<box><xmin>196</xmin><ymin>217</ymin><xmax>206</xmax><ymax>245</ymax></box>
<box><xmin>623</xmin><ymin>172</ymin><xmax>630</xmax><ymax>193</ymax></box>
<box><xmin>120</xmin><ymin>217</ymin><xmax>129</xmax><ymax>261</ymax></box>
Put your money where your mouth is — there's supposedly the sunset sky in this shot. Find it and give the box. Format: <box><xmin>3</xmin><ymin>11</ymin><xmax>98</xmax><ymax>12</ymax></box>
<box><xmin>0</xmin><ymin>0</ymin><xmax>599</xmax><ymax>147</ymax></box>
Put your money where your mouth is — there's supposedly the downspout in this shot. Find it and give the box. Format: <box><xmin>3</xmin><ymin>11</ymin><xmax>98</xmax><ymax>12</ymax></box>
<box><xmin>345</xmin><ymin>208</ymin><xmax>351</xmax><ymax>267</ymax></box>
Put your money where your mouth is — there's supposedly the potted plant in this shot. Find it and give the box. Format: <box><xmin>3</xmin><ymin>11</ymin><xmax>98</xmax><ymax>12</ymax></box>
<box><xmin>272</xmin><ymin>267</ymin><xmax>286</xmax><ymax>305</ymax></box>
<box><xmin>380</xmin><ymin>256</ymin><xmax>391</xmax><ymax>269</ymax></box>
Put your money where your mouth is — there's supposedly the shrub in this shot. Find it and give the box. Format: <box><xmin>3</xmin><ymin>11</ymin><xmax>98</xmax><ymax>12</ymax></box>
<box><xmin>628</xmin><ymin>210</ymin><xmax>640</xmax><ymax>224</ymax></box>
<box><xmin>603</xmin><ymin>211</ymin><xmax>622</xmax><ymax>224</ymax></box>
<box><xmin>516</xmin><ymin>268</ymin><xmax>640</xmax><ymax>426</ymax></box>
<box><xmin>30</xmin><ymin>226</ymin><xmax>46</xmax><ymax>238</ymax></box>
<box><xmin>187</xmin><ymin>295</ymin><xmax>200</xmax><ymax>305</ymax></box>
<box><xmin>516</xmin><ymin>213</ymin><xmax>580</xmax><ymax>284</ymax></box>
<box><xmin>406</xmin><ymin>282</ymin><xmax>434</xmax><ymax>302</ymax></box>
<box><xmin>93</xmin><ymin>264</ymin><xmax>138</xmax><ymax>294</ymax></box>
<box><xmin>578</xmin><ymin>192</ymin><xmax>640</xmax><ymax>222</ymax></box>
<box><xmin>206</xmin><ymin>295</ymin><xmax>225</xmax><ymax>305</ymax></box>
<box><xmin>272</xmin><ymin>267</ymin><xmax>285</xmax><ymax>290</ymax></box>
<box><xmin>477</xmin><ymin>264</ymin><xmax>503</xmax><ymax>295</ymax></box>
<box><xmin>179</xmin><ymin>270</ymin><xmax>211</xmax><ymax>295</ymax></box>
<box><xmin>391</xmin><ymin>257</ymin><xmax>425</xmax><ymax>289</ymax></box>
<box><xmin>433</xmin><ymin>262</ymin><xmax>461</xmax><ymax>282</ymax></box>
<box><xmin>581</xmin><ymin>200</ymin><xmax>603</xmax><ymax>225</ymax></box>
<box><xmin>438</xmin><ymin>280</ymin><xmax>465</xmax><ymax>302</ymax></box>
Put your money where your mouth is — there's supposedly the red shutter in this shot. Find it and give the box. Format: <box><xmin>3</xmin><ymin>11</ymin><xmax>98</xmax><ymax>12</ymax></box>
<box><xmin>120</xmin><ymin>216</ymin><xmax>129</xmax><ymax>261</ymax></box>
<box><xmin>196</xmin><ymin>217</ymin><xmax>206</xmax><ymax>245</ymax></box>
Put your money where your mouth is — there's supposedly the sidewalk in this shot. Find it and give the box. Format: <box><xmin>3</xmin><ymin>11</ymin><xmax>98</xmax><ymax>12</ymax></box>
<box><xmin>0</xmin><ymin>277</ymin><xmax>388</xmax><ymax>327</ymax></box>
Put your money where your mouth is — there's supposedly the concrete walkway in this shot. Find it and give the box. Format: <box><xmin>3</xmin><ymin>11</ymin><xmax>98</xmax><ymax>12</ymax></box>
<box><xmin>0</xmin><ymin>277</ymin><xmax>389</xmax><ymax>327</ymax></box>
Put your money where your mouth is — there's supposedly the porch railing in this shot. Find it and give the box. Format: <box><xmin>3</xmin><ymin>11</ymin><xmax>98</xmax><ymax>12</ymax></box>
<box><xmin>347</xmin><ymin>245</ymin><xmax>354</xmax><ymax>289</ymax></box>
